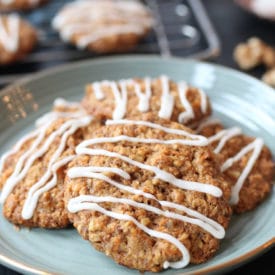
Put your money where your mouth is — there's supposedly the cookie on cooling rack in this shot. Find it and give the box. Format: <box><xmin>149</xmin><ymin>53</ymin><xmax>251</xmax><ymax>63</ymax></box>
<box><xmin>65</xmin><ymin>114</ymin><xmax>232</xmax><ymax>272</ymax></box>
<box><xmin>0</xmin><ymin>0</ymin><xmax>48</xmax><ymax>11</ymax></box>
<box><xmin>0</xmin><ymin>14</ymin><xmax>37</xmax><ymax>65</ymax></box>
<box><xmin>196</xmin><ymin>118</ymin><xmax>274</xmax><ymax>213</ymax></box>
<box><xmin>52</xmin><ymin>0</ymin><xmax>154</xmax><ymax>53</ymax></box>
<box><xmin>82</xmin><ymin>76</ymin><xmax>212</xmax><ymax>127</ymax></box>
<box><xmin>0</xmin><ymin>99</ymin><xmax>102</xmax><ymax>228</ymax></box>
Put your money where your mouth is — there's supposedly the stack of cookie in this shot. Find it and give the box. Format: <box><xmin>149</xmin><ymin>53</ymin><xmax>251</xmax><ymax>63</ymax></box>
<box><xmin>0</xmin><ymin>76</ymin><xmax>273</xmax><ymax>272</ymax></box>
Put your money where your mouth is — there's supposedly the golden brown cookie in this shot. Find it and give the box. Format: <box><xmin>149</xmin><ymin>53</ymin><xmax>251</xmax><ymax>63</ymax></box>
<box><xmin>65</xmin><ymin>114</ymin><xmax>231</xmax><ymax>272</ymax></box>
<box><xmin>0</xmin><ymin>99</ymin><xmax>102</xmax><ymax>228</ymax></box>
<box><xmin>196</xmin><ymin>118</ymin><xmax>274</xmax><ymax>213</ymax></box>
<box><xmin>0</xmin><ymin>14</ymin><xmax>37</xmax><ymax>65</ymax></box>
<box><xmin>52</xmin><ymin>0</ymin><xmax>154</xmax><ymax>53</ymax></box>
<box><xmin>82</xmin><ymin>76</ymin><xmax>212</xmax><ymax>128</ymax></box>
<box><xmin>0</xmin><ymin>0</ymin><xmax>48</xmax><ymax>11</ymax></box>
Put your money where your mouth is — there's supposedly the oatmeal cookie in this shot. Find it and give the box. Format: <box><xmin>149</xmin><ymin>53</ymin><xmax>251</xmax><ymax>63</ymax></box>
<box><xmin>196</xmin><ymin>118</ymin><xmax>274</xmax><ymax>213</ymax></box>
<box><xmin>0</xmin><ymin>14</ymin><xmax>37</xmax><ymax>65</ymax></box>
<box><xmin>0</xmin><ymin>99</ymin><xmax>101</xmax><ymax>228</ymax></box>
<box><xmin>65</xmin><ymin>114</ymin><xmax>231</xmax><ymax>272</ymax></box>
<box><xmin>0</xmin><ymin>0</ymin><xmax>48</xmax><ymax>11</ymax></box>
<box><xmin>82</xmin><ymin>76</ymin><xmax>212</xmax><ymax>127</ymax></box>
<box><xmin>52</xmin><ymin>0</ymin><xmax>154</xmax><ymax>53</ymax></box>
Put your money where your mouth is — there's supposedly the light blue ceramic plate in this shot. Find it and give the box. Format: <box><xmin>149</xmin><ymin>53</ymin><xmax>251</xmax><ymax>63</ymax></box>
<box><xmin>0</xmin><ymin>56</ymin><xmax>274</xmax><ymax>275</ymax></box>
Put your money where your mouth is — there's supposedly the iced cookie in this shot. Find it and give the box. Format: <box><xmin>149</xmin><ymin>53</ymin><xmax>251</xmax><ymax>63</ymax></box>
<box><xmin>65</xmin><ymin>114</ymin><xmax>231</xmax><ymax>272</ymax></box>
<box><xmin>0</xmin><ymin>99</ymin><xmax>102</xmax><ymax>228</ymax></box>
<box><xmin>196</xmin><ymin>118</ymin><xmax>274</xmax><ymax>213</ymax></box>
<box><xmin>52</xmin><ymin>0</ymin><xmax>154</xmax><ymax>53</ymax></box>
<box><xmin>0</xmin><ymin>14</ymin><xmax>37</xmax><ymax>65</ymax></box>
<box><xmin>82</xmin><ymin>76</ymin><xmax>212</xmax><ymax>127</ymax></box>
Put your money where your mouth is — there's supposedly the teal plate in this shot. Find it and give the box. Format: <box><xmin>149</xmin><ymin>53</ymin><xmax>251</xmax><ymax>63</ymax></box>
<box><xmin>0</xmin><ymin>56</ymin><xmax>274</xmax><ymax>275</ymax></box>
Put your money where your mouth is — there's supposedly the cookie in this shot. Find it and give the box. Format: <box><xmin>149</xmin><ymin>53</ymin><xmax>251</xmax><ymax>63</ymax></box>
<box><xmin>0</xmin><ymin>14</ymin><xmax>37</xmax><ymax>65</ymax></box>
<box><xmin>65</xmin><ymin>114</ymin><xmax>231</xmax><ymax>272</ymax></box>
<box><xmin>0</xmin><ymin>99</ymin><xmax>100</xmax><ymax>228</ymax></box>
<box><xmin>52</xmin><ymin>0</ymin><xmax>154</xmax><ymax>53</ymax></box>
<box><xmin>195</xmin><ymin>118</ymin><xmax>274</xmax><ymax>213</ymax></box>
<box><xmin>82</xmin><ymin>76</ymin><xmax>212</xmax><ymax>127</ymax></box>
<box><xmin>0</xmin><ymin>0</ymin><xmax>48</xmax><ymax>11</ymax></box>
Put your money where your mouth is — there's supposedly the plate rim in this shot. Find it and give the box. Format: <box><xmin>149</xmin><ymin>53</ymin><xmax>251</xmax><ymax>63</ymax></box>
<box><xmin>0</xmin><ymin>55</ymin><xmax>274</xmax><ymax>275</ymax></box>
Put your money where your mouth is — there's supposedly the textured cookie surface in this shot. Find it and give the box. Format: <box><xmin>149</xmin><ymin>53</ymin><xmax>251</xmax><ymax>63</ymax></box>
<box><xmin>0</xmin><ymin>14</ymin><xmax>37</xmax><ymax>65</ymax></box>
<box><xmin>52</xmin><ymin>0</ymin><xmax>154</xmax><ymax>53</ymax></box>
<box><xmin>82</xmin><ymin>76</ymin><xmax>212</xmax><ymax>127</ymax></box>
<box><xmin>0</xmin><ymin>99</ymin><xmax>100</xmax><ymax>228</ymax></box>
<box><xmin>0</xmin><ymin>0</ymin><xmax>48</xmax><ymax>11</ymax></box>
<box><xmin>65</xmin><ymin>115</ymin><xmax>231</xmax><ymax>272</ymax></box>
<box><xmin>196</xmin><ymin>119</ymin><xmax>274</xmax><ymax>213</ymax></box>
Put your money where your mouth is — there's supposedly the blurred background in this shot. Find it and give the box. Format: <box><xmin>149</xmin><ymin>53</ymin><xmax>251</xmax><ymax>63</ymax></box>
<box><xmin>1</xmin><ymin>0</ymin><xmax>275</xmax><ymax>86</ymax></box>
<box><xmin>0</xmin><ymin>0</ymin><xmax>274</xmax><ymax>274</ymax></box>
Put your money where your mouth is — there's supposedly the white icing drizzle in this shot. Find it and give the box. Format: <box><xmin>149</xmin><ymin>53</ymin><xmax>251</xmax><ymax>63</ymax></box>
<box><xmin>75</xmin><ymin>147</ymin><xmax>222</xmax><ymax>197</ymax></box>
<box><xmin>67</xmin><ymin>170</ymin><xmax>224</xmax><ymax>239</ymax></box>
<box><xmin>36</xmin><ymin>98</ymin><xmax>86</xmax><ymax>127</ymax></box>
<box><xmin>91</xmin><ymin>81</ymin><xmax>128</xmax><ymax>120</ymax></box>
<box><xmin>129</xmin><ymin>78</ymin><xmax>151</xmax><ymax>112</ymax></box>
<box><xmin>0</xmin><ymin>115</ymin><xmax>92</xmax><ymax>205</ymax></box>
<box><xmin>87</xmin><ymin>76</ymin><xmax>208</xmax><ymax>124</ymax></box>
<box><xmin>221</xmin><ymin>138</ymin><xmax>264</xmax><ymax>205</ymax></box>
<box><xmin>194</xmin><ymin>117</ymin><xmax>221</xmax><ymax>133</ymax></box>
<box><xmin>52</xmin><ymin>0</ymin><xmax>154</xmax><ymax>49</ymax></box>
<box><xmin>91</xmin><ymin>82</ymin><xmax>105</xmax><ymax>100</ymax></box>
<box><xmin>78</xmin><ymin>135</ymin><xmax>207</xmax><ymax>147</ymax></box>
<box><xmin>68</xmin><ymin>195</ymin><xmax>224</xmax><ymax>239</ymax></box>
<box><xmin>178</xmin><ymin>81</ymin><xmax>194</xmax><ymax>124</ymax></box>
<box><xmin>0</xmin><ymin>122</ymin><xmax>52</xmax><ymax>204</ymax></box>
<box><xmin>0</xmin><ymin>130</ymin><xmax>39</xmax><ymax>175</ymax></box>
<box><xmin>53</xmin><ymin>98</ymin><xmax>82</xmax><ymax>109</ymax></box>
<box><xmin>68</xmin><ymin>168</ymin><xmax>156</xmax><ymax>200</ymax></box>
<box><xmin>203</xmin><ymin>123</ymin><xmax>265</xmax><ymax>206</ymax></box>
<box><xmin>0</xmin><ymin>98</ymin><xmax>93</xmax><ymax>220</ymax></box>
<box><xmin>21</xmin><ymin>115</ymin><xmax>87</xmax><ymax>218</ymax></box>
<box><xmin>77</xmin><ymin>25</ymin><xmax>145</xmax><ymax>49</ymax></box>
<box><xmin>158</xmin><ymin>75</ymin><xmax>174</xmax><ymax>119</ymax></box>
<box><xmin>198</xmin><ymin>89</ymin><xmax>208</xmax><ymax>114</ymax></box>
<box><xmin>114</xmin><ymin>80</ymin><xmax>128</xmax><ymax>119</ymax></box>
<box><xmin>35</xmin><ymin>110</ymin><xmax>86</xmax><ymax>127</ymax></box>
<box><xmin>208</xmin><ymin>127</ymin><xmax>242</xmax><ymax>154</ymax></box>
<box><xmin>0</xmin><ymin>14</ymin><xmax>20</xmax><ymax>53</ymax></box>
<box><xmin>105</xmin><ymin>119</ymin><xmax>208</xmax><ymax>146</ymax></box>
<box><xmin>22</xmin><ymin>155</ymin><xmax>75</xmax><ymax>219</ymax></box>
<box><xmin>68</xmin><ymin>197</ymin><xmax>190</xmax><ymax>269</ymax></box>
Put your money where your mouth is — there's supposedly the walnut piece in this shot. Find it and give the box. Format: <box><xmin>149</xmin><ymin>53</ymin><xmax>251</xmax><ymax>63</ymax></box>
<box><xmin>234</xmin><ymin>37</ymin><xmax>275</xmax><ymax>70</ymax></box>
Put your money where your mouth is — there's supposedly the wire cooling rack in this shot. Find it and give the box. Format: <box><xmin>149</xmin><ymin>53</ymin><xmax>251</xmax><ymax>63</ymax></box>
<box><xmin>0</xmin><ymin>0</ymin><xmax>220</xmax><ymax>86</ymax></box>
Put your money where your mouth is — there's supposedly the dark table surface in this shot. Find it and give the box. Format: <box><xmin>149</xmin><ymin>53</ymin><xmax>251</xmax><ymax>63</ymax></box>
<box><xmin>1</xmin><ymin>0</ymin><xmax>274</xmax><ymax>274</ymax></box>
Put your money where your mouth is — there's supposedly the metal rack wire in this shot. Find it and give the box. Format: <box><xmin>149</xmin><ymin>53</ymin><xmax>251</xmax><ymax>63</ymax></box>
<box><xmin>0</xmin><ymin>0</ymin><xmax>220</xmax><ymax>86</ymax></box>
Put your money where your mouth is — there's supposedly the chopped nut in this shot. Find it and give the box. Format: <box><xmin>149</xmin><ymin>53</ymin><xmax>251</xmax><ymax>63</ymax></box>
<box><xmin>234</xmin><ymin>37</ymin><xmax>275</xmax><ymax>70</ymax></box>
